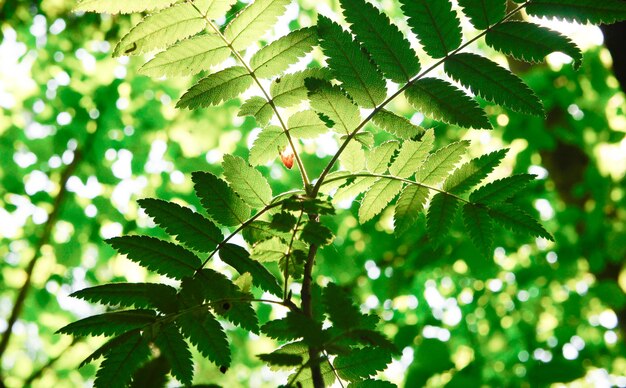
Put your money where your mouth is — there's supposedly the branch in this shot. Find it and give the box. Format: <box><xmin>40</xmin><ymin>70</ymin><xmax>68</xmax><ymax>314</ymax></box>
<box><xmin>186</xmin><ymin>0</ymin><xmax>311</xmax><ymax>187</ymax></box>
<box><xmin>311</xmin><ymin>1</ymin><xmax>531</xmax><ymax>196</ymax></box>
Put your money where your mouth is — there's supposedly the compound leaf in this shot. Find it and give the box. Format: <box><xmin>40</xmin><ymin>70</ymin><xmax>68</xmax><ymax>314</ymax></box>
<box><xmin>488</xmin><ymin>203</ymin><xmax>554</xmax><ymax>241</ymax></box>
<box><xmin>426</xmin><ymin>193</ymin><xmax>460</xmax><ymax>246</ymax></box>
<box><xmin>70</xmin><ymin>283</ymin><xmax>178</xmax><ymax>312</ymax></box>
<box><xmin>359</xmin><ymin>178</ymin><xmax>403</xmax><ymax>223</ymax></box>
<box><xmin>57</xmin><ymin>310</ymin><xmax>156</xmax><ymax>337</ymax></box>
<box><xmin>138</xmin><ymin>198</ymin><xmax>223</xmax><ymax>253</ymax></box>
<box><xmin>340</xmin><ymin>0</ymin><xmax>420</xmax><ymax>83</ymax></box>
<box><xmin>469</xmin><ymin>174</ymin><xmax>535</xmax><ymax>204</ymax></box>
<box><xmin>317</xmin><ymin>15</ymin><xmax>387</xmax><ymax>108</ymax></box>
<box><xmin>394</xmin><ymin>185</ymin><xmax>430</xmax><ymax>234</ymax></box>
<box><xmin>107</xmin><ymin>236</ymin><xmax>200</xmax><ymax>279</ymax></box>
<box><xmin>94</xmin><ymin>330</ymin><xmax>151</xmax><ymax>388</ymax></box>
<box><xmin>444</xmin><ymin>53</ymin><xmax>544</xmax><ymax>115</ymax></box>
<box><xmin>193</xmin><ymin>171</ymin><xmax>251</xmax><ymax>226</ymax></box>
<box><xmin>177</xmin><ymin>66</ymin><xmax>253</xmax><ymax>109</ymax></box>
<box><xmin>443</xmin><ymin>149</ymin><xmax>507</xmax><ymax>194</ymax></box>
<box><xmin>405</xmin><ymin>78</ymin><xmax>492</xmax><ymax>129</ymax></box>
<box><xmin>389</xmin><ymin>131</ymin><xmax>434</xmax><ymax>179</ymax></box>
<box><xmin>222</xmin><ymin>154</ymin><xmax>272</xmax><ymax>208</ymax></box>
<box><xmin>462</xmin><ymin>203</ymin><xmax>494</xmax><ymax>257</ymax></box>
<box><xmin>399</xmin><ymin>0</ymin><xmax>462</xmax><ymax>58</ymax></box>
<box><xmin>417</xmin><ymin>140</ymin><xmax>469</xmax><ymax>185</ymax></box>
<box><xmin>154</xmin><ymin>324</ymin><xmax>193</xmax><ymax>386</ymax></box>
<box><xmin>177</xmin><ymin>309</ymin><xmax>231</xmax><ymax>367</ymax></box>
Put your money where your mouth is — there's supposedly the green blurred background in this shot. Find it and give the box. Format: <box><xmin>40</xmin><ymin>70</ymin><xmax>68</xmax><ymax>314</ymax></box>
<box><xmin>1</xmin><ymin>0</ymin><xmax>625</xmax><ymax>386</ymax></box>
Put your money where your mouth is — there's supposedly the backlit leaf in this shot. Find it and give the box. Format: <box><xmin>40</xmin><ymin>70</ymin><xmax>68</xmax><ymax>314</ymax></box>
<box><xmin>193</xmin><ymin>171</ymin><xmax>251</xmax><ymax>226</ymax></box>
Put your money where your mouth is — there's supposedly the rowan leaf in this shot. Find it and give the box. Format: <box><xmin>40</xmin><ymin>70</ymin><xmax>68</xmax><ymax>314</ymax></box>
<box><xmin>462</xmin><ymin>203</ymin><xmax>494</xmax><ymax>257</ymax></box>
<box><xmin>239</xmin><ymin>96</ymin><xmax>273</xmax><ymax>127</ymax></box>
<box><xmin>488</xmin><ymin>203</ymin><xmax>554</xmax><ymax>241</ymax></box>
<box><xmin>107</xmin><ymin>236</ymin><xmax>200</xmax><ymax>279</ymax></box>
<box><xmin>405</xmin><ymin>78</ymin><xmax>492</xmax><ymax>129</ymax></box>
<box><xmin>251</xmin><ymin>27</ymin><xmax>318</xmax><ymax>78</ymax></box>
<box><xmin>249</xmin><ymin>126</ymin><xmax>288</xmax><ymax>166</ymax></box>
<box><xmin>426</xmin><ymin>193</ymin><xmax>460</xmax><ymax>246</ymax></box>
<box><xmin>367</xmin><ymin>141</ymin><xmax>399</xmax><ymax>174</ymax></box>
<box><xmin>251</xmin><ymin>237</ymin><xmax>288</xmax><ymax>263</ymax></box>
<box><xmin>417</xmin><ymin>140</ymin><xmax>470</xmax><ymax>185</ymax></box>
<box><xmin>192</xmin><ymin>171</ymin><xmax>251</xmax><ymax>226</ymax></box>
<box><xmin>399</xmin><ymin>0</ymin><xmax>462</xmax><ymax>58</ymax></box>
<box><xmin>139</xmin><ymin>34</ymin><xmax>230</xmax><ymax>77</ymax></box>
<box><xmin>219</xmin><ymin>243</ymin><xmax>283</xmax><ymax>296</ymax></box>
<box><xmin>70</xmin><ymin>283</ymin><xmax>178</xmax><ymax>312</ymax></box>
<box><xmin>443</xmin><ymin>149</ymin><xmax>507</xmax><ymax>194</ymax></box>
<box><xmin>339</xmin><ymin>0</ymin><xmax>420</xmax><ymax>83</ymax></box>
<box><xmin>177</xmin><ymin>66</ymin><xmax>253</xmax><ymax>109</ymax></box>
<box><xmin>388</xmin><ymin>130</ymin><xmax>434</xmax><ymax>179</ymax></box>
<box><xmin>339</xmin><ymin>142</ymin><xmax>366</xmax><ymax>173</ymax></box>
<box><xmin>317</xmin><ymin>15</ymin><xmax>387</xmax><ymax>108</ymax></box>
<box><xmin>287</xmin><ymin>110</ymin><xmax>328</xmax><ymax>139</ymax></box>
<box><xmin>224</xmin><ymin>0</ymin><xmax>291</xmax><ymax>51</ymax></box>
<box><xmin>334</xmin><ymin>347</ymin><xmax>392</xmax><ymax>382</ymax></box>
<box><xmin>94</xmin><ymin>331</ymin><xmax>151</xmax><ymax>388</ymax></box>
<box><xmin>333</xmin><ymin>177</ymin><xmax>378</xmax><ymax>204</ymax></box>
<box><xmin>74</xmin><ymin>0</ymin><xmax>177</xmax><ymax>14</ymax></box>
<box><xmin>271</xmin><ymin>68</ymin><xmax>331</xmax><ymax>108</ymax></box>
<box><xmin>138</xmin><ymin>198</ymin><xmax>223</xmax><ymax>253</ymax></box>
<box><xmin>372</xmin><ymin>110</ymin><xmax>424</xmax><ymax>140</ymax></box>
<box><xmin>469</xmin><ymin>174</ymin><xmax>535</xmax><ymax>204</ymax></box>
<box><xmin>485</xmin><ymin>21</ymin><xmax>582</xmax><ymax>68</ymax></box>
<box><xmin>457</xmin><ymin>0</ymin><xmax>506</xmax><ymax>30</ymax></box>
<box><xmin>57</xmin><ymin>309</ymin><xmax>156</xmax><ymax>337</ymax></box>
<box><xmin>323</xmin><ymin>283</ymin><xmax>373</xmax><ymax>331</ymax></box>
<box><xmin>394</xmin><ymin>185</ymin><xmax>430</xmax><ymax>234</ymax></box>
<box><xmin>444</xmin><ymin>53</ymin><xmax>544</xmax><ymax>115</ymax></box>
<box><xmin>154</xmin><ymin>324</ymin><xmax>194</xmax><ymax>386</ymax></box>
<box><xmin>306</xmin><ymin>79</ymin><xmax>361</xmax><ymax>134</ymax></box>
<box><xmin>177</xmin><ymin>309</ymin><xmax>231</xmax><ymax>367</ymax></box>
<box><xmin>257</xmin><ymin>353</ymin><xmax>303</xmax><ymax>367</ymax></box>
<box><xmin>300</xmin><ymin>221</ymin><xmax>334</xmax><ymax>246</ymax></box>
<box><xmin>359</xmin><ymin>178</ymin><xmax>403</xmax><ymax>223</ymax></box>
<box><xmin>222</xmin><ymin>154</ymin><xmax>272</xmax><ymax>208</ymax></box>
<box><xmin>526</xmin><ymin>0</ymin><xmax>626</xmax><ymax>25</ymax></box>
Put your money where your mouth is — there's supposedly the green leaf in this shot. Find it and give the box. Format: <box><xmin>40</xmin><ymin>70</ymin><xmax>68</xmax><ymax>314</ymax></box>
<box><xmin>339</xmin><ymin>0</ymin><xmax>420</xmax><ymax>83</ymax></box>
<box><xmin>317</xmin><ymin>15</ymin><xmax>387</xmax><ymax>108</ymax></box>
<box><xmin>249</xmin><ymin>126</ymin><xmax>288</xmax><ymax>166</ymax></box>
<box><xmin>333</xmin><ymin>177</ymin><xmax>378</xmax><ymax>204</ymax></box>
<box><xmin>177</xmin><ymin>309</ymin><xmax>231</xmax><ymax>367</ymax></box>
<box><xmin>306</xmin><ymin>79</ymin><xmax>361</xmax><ymax>134</ymax></box>
<box><xmin>239</xmin><ymin>96</ymin><xmax>273</xmax><ymax>127</ymax></box>
<box><xmin>372</xmin><ymin>110</ymin><xmax>424</xmax><ymax>140</ymax></box>
<box><xmin>367</xmin><ymin>141</ymin><xmax>399</xmax><ymax>174</ymax></box>
<box><xmin>288</xmin><ymin>110</ymin><xmax>328</xmax><ymax>139</ymax></box>
<box><xmin>457</xmin><ymin>0</ymin><xmax>506</xmax><ymax>30</ymax></box>
<box><xmin>258</xmin><ymin>353</ymin><xmax>303</xmax><ymax>367</ymax></box>
<box><xmin>462</xmin><ymin>204</ymin><xmax>493</xmax><ymax>257</ymax></box>
<box><xmin>154</xmin><ymin>325</ymin><xmax>193</xmax><ymax>386</ymax></box>
<box><xmin>300</xmin><ymin>221</ymin><xmax>334</xmax><ymax>246</ymax></box>
<box><xmin>113</xmin><ymin>2</ymin><xmax>207</xmax><ymax>57</ymax></box>
<box><xmin>334</xmin><ymin>347</ymin><xmax>391</xmax><ymax>382</ymax></box>
<box><xmin>138</xmin><ymin>198</ymin><xmax>223</xmax><ymax>253</ymax></box>
<box><xmin>70</xmin><ymin>283</ymin><xmax>177</xmax><ymax>312</ymax></box>
<box><xmin>177</xmin><ymin>66</ymin><xmax>253</xmax><ymax>109</ymax></box>
<box><xmin>195</xmin><ymin>269</ymin><xmax>259</xmax><ymax>333</ymax></box>
<box><xmin>469</xmin><ymin>174</ymin><xmax>535</xmax><ymax>204</ymax></box>
<box><xmin>251</xmin><ymin>237</ymin><xmax>288</xmax><ymax>262</ymax></box>
<box><xmin>271</xmin><ymin>68</ymin><xmax>331</xmax><ymax>108</ymax></box>
<box><xmin>343</xmin><ymin>329</ymin><xmax>398</xmax><ymax>354</ymax></box>
<box><xmin>488</xmin><ymin>203</ymin><xmax>554</xmax><ymax>241</ymax></box>
<box><xmin>251</xmin><ymin>27</ymin><xmax>318</xmax><ymax>78</ymax></box>
<box><xmin>323</xmin><ymin>283</ymin><xmax>372</xmax><ymax>331</ymax></box>
<box><xmin>444</xmin><ymin>53</ymin><xmax>544</xmax><ymax>115</ymax></box>
<box><xmin>94</xmin><ymin>331</ymin><xmax>151</xmax><ymax>388</ymax></box>
<box><xmin>57</xmin><ymin>310</ymin><xmax>156</xmax><ymax>337</ymax></box>
<box><xmin>80</xmin><ymin>330</ymin><xmax>141</xmax><ymax>368</ymax></box>
<box><xmin>394</xmin><ymin>185</ymin><xmax>430</xmax><ymax>234</ymax></box>
<box><xmin>426</xmin><ymin>193</ymin><xmax>460</xmax><ymax>246</ymax></box>
<box><xmin>193</xmin><ymin>171</ymin><xmax>251</xmax><ymax>226</ymax></box>
<box><xmin>261</xmin><ymin>316</ymin><xmax>299</xmax><ymax>341</ymax></box>
<box><xmin>129</xmin><ymin>357</ymin><xmax>169</xmax><ymax>388</ymax></box>
<box><xmin>74</xmin><ymin>0</ymin><xmax>177</xmax><ymax>14</ymax></box>
<box><xmin>389</xmin><ymin>130</ymin><xmax>434</xmax><ymax>179</ymax></box>
<box><xmin>224</xmin><ymin>0</ymin><xmax>291</xmax><ymax>51</ymax></box>
<box><xmin>405</xmin><ymin>78</ymin><xmax>492</xmax><ymax>129</ymax></box>
<box><xmin>340</xmin><ymin>142</ymin><xmax>366</xmax><ymax>172</ymax></box>
<box><xmin>417</xmin><ymin>141</ymin><xmax>470</xmax><ymax>185</ymax></box>
<box><xmin>359</xmin><ymin>179</ymin><xmax>403</xmax><ymax>223</ymax></box>
<box><xmin>139</xmin><ymin>34</ymin><xmax>230</xmax><ymax>77</ymax></box>
<box><xmin>485</xmin><ymin>21</ymin><xmax>582</xmax><ymax>68</ymax></box>
<box><xmin>219</xmin><ymin>243</ymin><xmax>283</xmax><ymax>296</ymax></box>
<box><xmin>443</xmin><ymin>149</ymin><xmax>507</xmax><ymax>194</ymax></box>
<box><xmin>108</xmin><ymin>236</ymin><xmax>200</xmax><ymax>279</ymax></box>
<box><xmin>399</xmin><ymin>0</ymin><xmax>462</xmax><ymax>58</ymax></box>
<box><xmin>222</xmin><ymin>154</ymin><xmax>272</xmax><ymax>208</ymax></box>
<box><xmin>270</xmin><ymin>212</ymin><xmax>298</xmax><ymax>232</ymax></box>
<box><xmin>526</xmin><ymin>0</ymin><xmax>626</xmax><ymax>24</ymax></box>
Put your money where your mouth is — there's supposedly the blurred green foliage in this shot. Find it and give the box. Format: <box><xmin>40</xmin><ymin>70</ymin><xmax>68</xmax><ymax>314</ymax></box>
<box><xmin>1</xmin><ymin>0</ymin><xmax>625</xmax><ymax>387</ymax></box>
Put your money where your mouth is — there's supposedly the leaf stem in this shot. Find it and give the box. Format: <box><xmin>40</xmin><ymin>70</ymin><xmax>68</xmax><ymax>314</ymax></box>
<box><xmin>311</xmin><ymin>1</ymin><xmax>531</xmax><ymax>196</ymax></box>
<box><xmin>283</xmin><ymin>210</ymin><xmax>304</xmax><ymax>300</ymax></box>
<box><xmin>187</xmin><ymin>0</ymin><xmax>310</xmax><ymax>187</ymax></box>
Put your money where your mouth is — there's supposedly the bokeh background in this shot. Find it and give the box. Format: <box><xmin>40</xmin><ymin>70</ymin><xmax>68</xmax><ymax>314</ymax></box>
<box><xmin>1</xmin><ymin>0</ymin><xmax>625</xmax><ymax>386</ymax></box>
